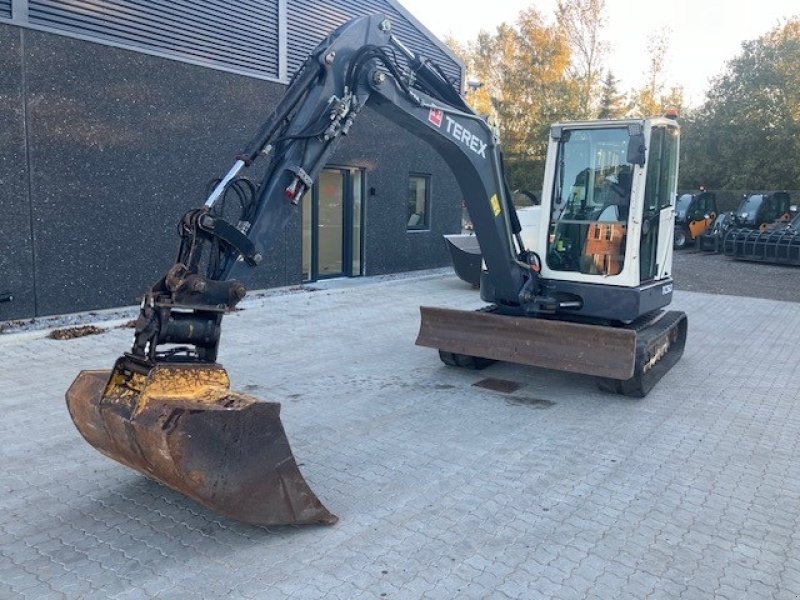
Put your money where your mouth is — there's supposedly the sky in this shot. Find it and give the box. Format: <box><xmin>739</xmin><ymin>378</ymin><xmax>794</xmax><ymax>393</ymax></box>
<box><xmin>396</xmin><ymin>0</ymin><xmax>800</xmax><ymax>107</ymax></box>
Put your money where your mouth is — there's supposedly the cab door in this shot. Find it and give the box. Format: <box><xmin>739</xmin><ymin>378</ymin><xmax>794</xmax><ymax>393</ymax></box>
<box><xmin>640</xmin><ymin>125</ymin><xmax>680</xmax><ymax>282</ymax></box>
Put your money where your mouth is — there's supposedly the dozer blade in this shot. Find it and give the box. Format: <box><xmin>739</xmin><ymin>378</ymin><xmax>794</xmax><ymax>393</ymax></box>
<box><xmin>66</xmin><ymin>363</ymin><xmax>337</xmax><ymax>526</ymax></box>
<box><xmin>417</xmin><ymin>306</ymin><xmax>687</xmax><ymax>398</ymax></box>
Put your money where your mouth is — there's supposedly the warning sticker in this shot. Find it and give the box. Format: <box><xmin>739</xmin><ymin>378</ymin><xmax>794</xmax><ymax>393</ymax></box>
<box><xmin>489</xmin><ymin>194</ymin><xmax>502</xmax><ymax>217</ymax></box>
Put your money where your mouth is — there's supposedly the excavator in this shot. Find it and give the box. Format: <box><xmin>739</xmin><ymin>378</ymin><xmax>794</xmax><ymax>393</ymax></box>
<box><xmin>66</xmin><ymin>15</ymin><xmax>687</xmax><ymax>527</ymax></box>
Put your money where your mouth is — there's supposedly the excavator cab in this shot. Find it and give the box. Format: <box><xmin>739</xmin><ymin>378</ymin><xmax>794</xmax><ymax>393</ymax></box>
<box><xmin>545</xmin><ymin>128</ymin><xmax>634</xmax><ymax>277</ymax></box>
<box><xmin>534</xmin><ymin>120</ymin><xmax>679</xmax><ymax>314</ymax></box>
<box><xmin>420</xmin><ymin>118</ymin><xmax>686</xmax><ymax>397</ymax></box>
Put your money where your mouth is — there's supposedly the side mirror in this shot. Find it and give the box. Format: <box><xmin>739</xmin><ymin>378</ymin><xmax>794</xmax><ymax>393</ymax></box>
<box><xmin>627</xmin><ymin>133</ymin><xmax>646</xmax><ymax>167</ymax></box>
<box><xmin>791</xmin><ymin>205</ymin><xmax>798</xmax><ymax>213</ymax></box>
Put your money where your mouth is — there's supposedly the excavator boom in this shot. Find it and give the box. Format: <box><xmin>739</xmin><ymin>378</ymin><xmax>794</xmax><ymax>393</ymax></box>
<box><xmin>66</xmin><ymin>15</ymin><xmax>413</xmax><ymax>526</ymax></box>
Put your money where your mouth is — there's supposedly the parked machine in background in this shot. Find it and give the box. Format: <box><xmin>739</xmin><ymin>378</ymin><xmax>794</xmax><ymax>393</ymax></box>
<box><xmin>724</xmin><ymin>208</ymin><xmax>800</xmax><ymax>265</ymax></box>
<box><xmin>673</xmin><ymin>189</ymin><xmax>717</xmax><ymax>249</ymax></box>
<box><xmin>64</xmin><ymin>16</ymin><xmax>688</xmax><ymax>527</ymax></box>
<box><xmin>732</xmin><ymin>191</ymin><xmax>792</xmax><ymax>230</ymax></box>
<box><xmin>698</xmin><ymin>211</ymin><xmax>735</xmax><ymax>252</ymax></box>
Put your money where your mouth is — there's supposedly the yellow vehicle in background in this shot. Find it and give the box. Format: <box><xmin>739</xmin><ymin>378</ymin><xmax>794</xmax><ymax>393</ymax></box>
<box><xmin>673</xmin><ymin>188</ymin><xmax>717</xmax><ymax>249</ymax></box>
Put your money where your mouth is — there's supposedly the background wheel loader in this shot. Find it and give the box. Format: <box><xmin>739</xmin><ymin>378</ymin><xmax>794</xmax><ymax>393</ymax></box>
<box><xmin>731</xmin><ymin>191</ymin><xmax>793</xmax><ymax>231</ymax></box>
<box><xmin>66</xmin><ymin>15</ymin><xmax>687</xmax><ymax>526</ymax></box>
<box><xmin>698</xmin><ymin>211</ymin><xmax>735</xmax><ymax>252</ymax></box>
<box><xmin>673</xmin><ymin>189</ymin><xmax>717</xmax><ymax>249</ymax></box>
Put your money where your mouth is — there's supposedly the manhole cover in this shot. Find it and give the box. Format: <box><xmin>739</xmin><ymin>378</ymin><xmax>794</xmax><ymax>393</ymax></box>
<box><xmin>472</xmin><ymin>377</ymin><xmax>522</xmax><ymax>394</ymax></box>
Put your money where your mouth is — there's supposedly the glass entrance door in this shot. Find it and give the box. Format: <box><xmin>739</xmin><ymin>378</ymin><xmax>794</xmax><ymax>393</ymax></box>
<box><xmin>317</xmin><ymin>171</ymin><xmax>345</xmax><ymax>277</ymax></box>
<box><xmin>302</xmin><ymin>168</ymin><xmax>363</xmax><ymax>281</ymax></box>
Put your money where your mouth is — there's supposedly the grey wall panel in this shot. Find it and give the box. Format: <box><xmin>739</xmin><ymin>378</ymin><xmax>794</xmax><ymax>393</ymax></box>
<box><xmin>23</xmin><ymin>28</ymin><xmax>289</xmax><ymax>317</ymax></box>
<box><xmin>330</xmin><ymin>109</ymin><xmax>461</xmax><ymax>276</ymax></box>
<box><xmin>5</xmin><ymin>25</ymin><xmax>459</xmax><ymax>319</ymax></box>
<box><xmin>28</xmin><ymin>0</ymin><xmax>280</xmax><ymax>78</ymax></box>
<box><xmin>0</xmin><ymin>24</ymin><xmax>36</xmax><ymax>321</ymax></box>
<box><xmin>0</xmin><ymin>0</ymin><xmax>10</xmax><ymax>19</ymax></box>
<box><xmin>287</xmin><ymin>0</ymin><xmax>461</xmax><ymax>87</ymax></box>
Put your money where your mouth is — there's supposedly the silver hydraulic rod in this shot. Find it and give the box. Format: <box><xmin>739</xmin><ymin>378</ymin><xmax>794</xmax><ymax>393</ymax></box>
<box><xmin>205</xmin><ymin>160</ymin><xmax>246</xmax><ymax>208</ymax></box>
<box><xmin>389</xmin><ymin>34</ymin><xmax>416</xmax><ymax>61</ymax></box>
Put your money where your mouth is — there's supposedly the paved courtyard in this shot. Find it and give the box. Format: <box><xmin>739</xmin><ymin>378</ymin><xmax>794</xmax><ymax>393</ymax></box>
<box><xmin>1</xmin><ymin>271</ymin><xmax>799</xmax><ymax>599</ymax></box>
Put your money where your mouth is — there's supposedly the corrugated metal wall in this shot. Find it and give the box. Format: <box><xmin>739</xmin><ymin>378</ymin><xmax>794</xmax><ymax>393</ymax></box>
<box><xmin>288</xmin><ymin>0</ymin><xmax>461</xmax><ymax>86</ymax></box>
<box><xmin>27</xmin><ymin>0</ymin><xmax>280</xmax><ymax>78</ymax></box>
<box><xmin>0</xmin><ymin>0</ymin><xmax>465</xmax><ymax>320</ymax></box>
<box><xmin>2</xmin><ymin>1</ymin><xmax>461</xmax><ymax>87</ymax></box>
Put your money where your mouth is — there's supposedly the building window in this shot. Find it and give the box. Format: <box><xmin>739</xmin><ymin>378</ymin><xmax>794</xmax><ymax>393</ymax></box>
<box><xmin>407</xmin><ymin>174</ymin><xmax>430</xmax><ymax>231</ymax></box>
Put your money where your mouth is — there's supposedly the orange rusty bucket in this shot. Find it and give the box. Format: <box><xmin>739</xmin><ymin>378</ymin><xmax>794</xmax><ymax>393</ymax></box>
<box><xmin>66</xmin><ymin>361</ymin><xmax>336</xmax><ymax>526</ymax></box>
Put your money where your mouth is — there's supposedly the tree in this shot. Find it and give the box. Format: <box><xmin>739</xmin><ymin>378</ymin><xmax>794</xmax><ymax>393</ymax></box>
<box><xmin>630</xmin><ymin>27</ymin><xmax>677</xmax><ymax>117</ymax></box>
<box><xmin>447</xmin><ymin>9</ymin><xmax>579</xmax><ymax>192</ymax></box>
<box><xmin>661</xmin><ymin>85</ymin><xmax>685</xmax><ymax>115</ymax></box>
<box><xmin>556</xmin><ymin>0</ymin><xmax>608</xmax><ymax>118</ymax></box>
<box><xmin>679</xmin><ymin>18</ymin><xmax>800</xmax><ymax>190</ymax></box>
<box><xmin>597</xmin><ymin>70</ymin><xmax>626</xmax><ymax>119</ymax></box>
<box><xmin>442</xmin><ymin>35</ymin><xmax>493</xmax><ymax>116</ymax></box>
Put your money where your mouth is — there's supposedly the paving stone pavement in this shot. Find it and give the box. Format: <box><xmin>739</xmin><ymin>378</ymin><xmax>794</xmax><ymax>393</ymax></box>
<box><xmin>1</xmin><ymin>272</ymin><xmax>799</xmax><ymax>599</ymax></box>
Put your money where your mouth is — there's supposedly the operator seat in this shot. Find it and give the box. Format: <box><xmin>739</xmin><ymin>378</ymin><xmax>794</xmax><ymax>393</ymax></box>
<box><xmin>583</xmin><ymin>169</ymin><xmax>631</xmax><ymax>276</ymax></box>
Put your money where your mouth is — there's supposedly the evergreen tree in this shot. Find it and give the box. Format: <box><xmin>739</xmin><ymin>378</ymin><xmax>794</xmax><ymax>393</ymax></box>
<box><xmin>597</xmin><ymin>71</ymin><xmax>625</xmax><ymax>119</ymax></box>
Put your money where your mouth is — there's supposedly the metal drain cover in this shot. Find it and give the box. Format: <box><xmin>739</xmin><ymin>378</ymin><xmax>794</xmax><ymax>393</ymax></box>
<box><xmin>472</xmin><ymin>377</ymin><xmax>522</xmax><ymax>394</ymax></box>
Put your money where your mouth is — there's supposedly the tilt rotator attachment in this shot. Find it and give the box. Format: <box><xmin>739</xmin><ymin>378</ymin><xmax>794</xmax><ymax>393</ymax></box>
<box><xmin>416</xmin><ymin>307</ymin><xmax>687</xmax><ymax>398</ymax></box>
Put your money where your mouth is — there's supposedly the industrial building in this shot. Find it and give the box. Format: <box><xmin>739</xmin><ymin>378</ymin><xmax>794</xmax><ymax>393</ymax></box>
<box><xmin>0</xmin><ymin>0</ymin><xmax>465</xmax><ymax>319</ymax></box>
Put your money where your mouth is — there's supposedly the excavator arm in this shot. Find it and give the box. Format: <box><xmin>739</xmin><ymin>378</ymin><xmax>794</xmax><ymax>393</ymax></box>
<box><xmin>124</xmin><ymin>14</ymin><xmax>531</xmax><ymax>371</ymax></box>
<box><xmin>66</xmin><ymin>15</ymin><xmax>532</xmax><ymax>527</ymax></box>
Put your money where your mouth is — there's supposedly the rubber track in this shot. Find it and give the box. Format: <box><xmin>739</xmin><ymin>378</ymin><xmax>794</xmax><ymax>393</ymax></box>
<box><xmin>596</xmin><ymin>310</ymin><xmax>688</xmax><ymax>398</ymax></box>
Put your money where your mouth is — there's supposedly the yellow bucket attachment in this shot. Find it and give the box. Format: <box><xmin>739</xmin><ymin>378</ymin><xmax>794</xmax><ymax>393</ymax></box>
<box><xmin>66</xmin><ymin>362</ymin><xmax>336</xmax><ymax>526</ymax></box>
